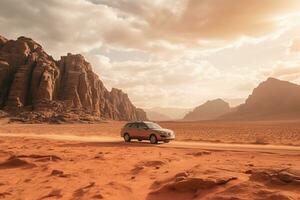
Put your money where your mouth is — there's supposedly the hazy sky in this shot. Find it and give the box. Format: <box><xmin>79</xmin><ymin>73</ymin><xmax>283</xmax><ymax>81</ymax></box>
<box><xmin>1</xmin><ymin>0</ymin><xmax>300</xmax><ymax>108</ymax></box>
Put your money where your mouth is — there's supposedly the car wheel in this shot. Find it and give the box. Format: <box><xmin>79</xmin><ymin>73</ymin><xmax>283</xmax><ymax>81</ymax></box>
<box><xmin>164</xmin><ymin>140</ymin><xmax>170</xmax><ymax>143</ymax></box>
<box><xmin>149</xmin><ymin>134</ymin><xmax>158</xmax><ymax>144</ymax></box>
<box><xmin>124</xmin><ymin>133</ymin><xmax>131</xmax><ymax>142</ymax></box>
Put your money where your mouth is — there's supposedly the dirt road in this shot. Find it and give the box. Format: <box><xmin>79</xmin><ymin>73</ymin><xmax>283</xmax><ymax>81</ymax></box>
<box><xmin>1</xmin><ymin>132</ymin><xmax>299</xmax><ymax>154</ymax></box>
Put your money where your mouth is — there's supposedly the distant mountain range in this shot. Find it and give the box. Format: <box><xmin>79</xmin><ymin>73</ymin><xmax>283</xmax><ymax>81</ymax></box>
<box><xmin>145</xmin><ymin>107</ymin><xmax>191</xmax><ymax>121</ymax></box>
<box><xmin>183</xmin><ymin>78</ymin><xmax>300</xmax><ymax>121</ymax></box>
<box><xmin>1</xmin><ymin>35</ymin><xmax>298</xmax><ymax>123</ymax></box>
<box><xmin>222</xmin><ymin>78</ymin><xmax>300</xmax><ymax>120</ymax></box>
<box><xmin>183</xmin><ymin>99</ymin><xmax>231</xmax><ymax>121</ymax></box>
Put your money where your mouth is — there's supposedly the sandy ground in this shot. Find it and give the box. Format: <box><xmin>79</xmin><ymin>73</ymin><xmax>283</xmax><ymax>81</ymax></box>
<box><xmin>161</xmin><ymin>120</ymin><xmax>300</xmax><ymax>146</ymax></box>
<box><xmin>0</xmin><ymin>120</ymin><xmax>300</xmax><ymax>199</ymax></box>
<box><xmin>0</xmin><ymin>137</ymin><xmax>299</xmax><ymax>199</ymax></box>
<box><xmin>1</xmin><ymin>120</ymin><xmax>300</xmax><ymax>145</ymax></box>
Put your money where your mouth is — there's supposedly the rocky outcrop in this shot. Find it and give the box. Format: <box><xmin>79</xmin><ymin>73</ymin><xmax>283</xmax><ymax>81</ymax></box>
<box><xmin>0</xmin><ymin>35</ymin><xmax>147</xmax><ymax>122</ymax></box>
<box><xmin>222</xmin><ymin>78</ymin><xmax>300</xmax><ymax>120</ymax></box>
<box><xmin>183</xmin><ymin>99</ymin><xmax>230</xmax><ymax>121</ymax></box>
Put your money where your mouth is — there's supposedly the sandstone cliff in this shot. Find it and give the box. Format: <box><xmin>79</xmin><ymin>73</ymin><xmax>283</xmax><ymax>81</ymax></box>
<box><xmin>222</xmin><ymin>78</ymin><xmax>300</xmax><ymax>120</ymax></box>
<box><xmin>183</xmin><ymin>99</ymin><xmax>230</xmax><ymax>121</ymax></box>
<box><xmin>0</xmin><ymin>36</ymin><xmax>147</xmax><ymax>123</ymax></box>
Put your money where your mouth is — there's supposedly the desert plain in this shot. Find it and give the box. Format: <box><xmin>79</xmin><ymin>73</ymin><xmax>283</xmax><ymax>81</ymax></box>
<box><xmin>0</xmin><ymin>120</ymin><xmax>300</xmax><ymax>200</ymax></box>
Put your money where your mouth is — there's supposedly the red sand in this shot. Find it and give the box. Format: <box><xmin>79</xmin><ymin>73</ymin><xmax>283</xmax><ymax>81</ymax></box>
<box><xmin>0</xmin><ymin>120</ymin><xmax>300</xmax><ymax>199</ymax></box>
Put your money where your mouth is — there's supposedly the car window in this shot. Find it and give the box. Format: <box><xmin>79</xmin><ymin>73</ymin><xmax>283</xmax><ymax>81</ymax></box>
<box><xmin>145</xmin><ymin>122</ymin><xmax>162</xmax><ymax>129</ymax></box>
<box><xmin>125</xmin><ymin>123</ymin><xmax>132</xmax><ymax>128</ymax></box>
<box><xmin>129</xmin><ymin>123</ymin><xmax>138</xmax><ymax>128</ymax></box>
<box><xmin>139</xmin><ymin>123</ymin><xmax>147</xmax><ymax>129</ymax></box>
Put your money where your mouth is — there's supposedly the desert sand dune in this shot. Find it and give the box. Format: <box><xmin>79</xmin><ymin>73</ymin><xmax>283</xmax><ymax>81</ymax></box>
<box><xmin>0</xmin><ymin>120</ymin><xmax>300</xmax><ymax>199</ymax></box>
<box><xmin>0</xmin><ymin>155</ymin><xmax>36</xmax><ymax>169</ymax></box>
<box><xmin>0</xmin><ymin>131</ymin><xmax>299</xmax><ymax>200</ymax></box>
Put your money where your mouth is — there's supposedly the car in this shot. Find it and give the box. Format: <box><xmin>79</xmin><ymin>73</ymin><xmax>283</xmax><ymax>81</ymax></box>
<box><xmin>120</xmin><ymin>121</ymin><xmax>175</xmax><ymax>144</ymax></box>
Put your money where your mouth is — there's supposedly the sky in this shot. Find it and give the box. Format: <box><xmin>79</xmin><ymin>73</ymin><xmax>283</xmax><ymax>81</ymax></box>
<box><xmin>1</xmin><ymin>0</ymin><xmax>300</xmax><ymax>108</ymax></box>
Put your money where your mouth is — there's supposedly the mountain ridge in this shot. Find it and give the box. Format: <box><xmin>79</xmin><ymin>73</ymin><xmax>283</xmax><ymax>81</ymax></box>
<box><xmin>0</xmin><ymin>35</ymin><xmax>147</xmax><ymax>123</ymax></box>
<box><xmin>221</xmin><ymin>77</ymin><xmax>300</xmax><ymax>120</ymax></box>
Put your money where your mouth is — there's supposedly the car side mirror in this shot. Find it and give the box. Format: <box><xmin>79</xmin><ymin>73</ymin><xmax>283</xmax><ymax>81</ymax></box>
<box><xmin>144</xmin><ymin>127</ymin><xmax>149</xmax><ymax>130</ymax></box>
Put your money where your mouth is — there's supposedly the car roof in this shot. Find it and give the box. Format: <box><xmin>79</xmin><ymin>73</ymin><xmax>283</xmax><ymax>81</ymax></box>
<box><xmin>128</xmin><ymin>121</ymin><xmax>154</xmax><ymax>124</ymax></box>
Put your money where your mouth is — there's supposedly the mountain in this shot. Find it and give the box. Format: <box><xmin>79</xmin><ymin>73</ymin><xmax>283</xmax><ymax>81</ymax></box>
<box><xmin>0</xmin><ymin>35</ymin><xmax>147</xmax><ymax>123</ymax></box>
<box><xmin>183</xmin><ymin>99</ymin><xmax>230</xmax><ymax>121</ymax></box>
<box><xmin>145</xmin><ymin>110</ymin><xmax>172</xmax><ymax>121</ymax></box>
<box><xmin>222</xmin><ymin>78</ymin><xmax>300</xmax><ymax>120</ymax></box>
<box><xmin>145</xmin><ymin>107</ymin><xmax>191</xmax><ymax>121</ymax></box>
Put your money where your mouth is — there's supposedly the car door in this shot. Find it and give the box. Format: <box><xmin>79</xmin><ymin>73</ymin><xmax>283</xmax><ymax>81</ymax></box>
<box><xmin>126</xmin><ymin>123</ymin><xmax>136</xmax><ymax>138</ymax></box>
<box><xmin>127</xmin><ymin>123</ymin><xmax>138</xmax><ymax>138</ymax></box>
<box><xmin>138</xmin><ymin>123</ymin><xmax>149</xmax><ymax>139</ymax></box>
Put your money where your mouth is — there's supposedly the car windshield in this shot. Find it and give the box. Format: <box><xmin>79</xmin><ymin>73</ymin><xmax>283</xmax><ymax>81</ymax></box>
<box><xmin>145</xmin><ymin>122</ymin><xmax>162</xmax><ymax>129</ymax></box>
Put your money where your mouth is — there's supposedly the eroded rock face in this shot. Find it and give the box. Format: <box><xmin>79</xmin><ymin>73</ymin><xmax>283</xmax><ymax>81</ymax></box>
<box><xmin>58</xmin><ymin>54</ymin><xmax>96</xmax><ymax>113</ymax></box>
<box><xmin>0</xmin><ymin>35</ymin><xmax>147</xmax><ymax>122</ymax></box>
<box><xmin>108</xmin><ymin>88</ymin><xmax>147</xmax><ymax>121</ymax></box>
<box><xmin>0</xmin><ymin>36</ymin><xmax>8</xmax><ymax>48</ymax></box>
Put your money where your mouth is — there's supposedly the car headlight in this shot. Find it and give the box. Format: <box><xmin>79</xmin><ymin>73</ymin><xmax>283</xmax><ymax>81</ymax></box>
<box><xmin>159</xmin><ymin>131</ymin><xmax>172</xmax><ymax>137</ymax></box>
<box><xmin>157</xmin><ymin>130</ymin><xmax>167</xmax><ymax>135</ymax></box>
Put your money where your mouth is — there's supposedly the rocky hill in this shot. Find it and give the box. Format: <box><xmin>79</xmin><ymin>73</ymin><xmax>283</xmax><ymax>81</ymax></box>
<box><xmin>222</xmin><ymin>78</ymin><xmax>300</xmax><ymax>120</ymax></box>
<box><xmin>183</xmin><ymin>99</ymin><xmax>230</xmax><ymax>121</ymax></box>
<box><xmin>0</xmin><ymin>35</ymin><xmax>147</xmax><ymax>123</ymax></box>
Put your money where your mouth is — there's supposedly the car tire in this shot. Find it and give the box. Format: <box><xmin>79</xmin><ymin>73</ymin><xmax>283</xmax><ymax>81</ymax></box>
<box><xmin>124</xmin><ymin>133</ymin><xmax>131</xmax><ymax>142</ymax></box>
<box><xmin>149</xmin><ymin>134</ymin><xmax>158</xmax><ymax>144</ymax></box>
<box><xmin>164</xmin><ymin>140</ymin><xmax>170</xmax><ymax>143</ymax></box>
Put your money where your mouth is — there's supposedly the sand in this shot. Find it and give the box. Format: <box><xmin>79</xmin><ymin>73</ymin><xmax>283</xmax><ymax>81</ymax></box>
<box><xmin>0</xmin><ymin>120</ymin><xmax>300</xmax><ymax>199</ymax></box>
<box><xmin>1</xmin><ymin>120</ymin><xmax>300</xmax><ymax>145</ymax></box>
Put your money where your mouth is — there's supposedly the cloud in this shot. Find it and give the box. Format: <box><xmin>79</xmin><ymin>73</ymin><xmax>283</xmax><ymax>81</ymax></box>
<box><xmin>85</xmin><ymin>54</ymin><xmax>272</xmax><ymax>108</ymax></box>
<box><xmin>1</xmin><ymin>0</ymin><xmax>300</xmax><ymax>57</ymax></box>
<box><xmin>0</xmin><ymin>0</ymin><xmax>144</xmax><ymax>57</ymax></box>
<box><xmin>289</xmin><ymin>37</ymin><xmax>300</xmax><ymax>53</ymax></box>
<box><xmin>85</xmin><ymin>54</ymin><xmax>225</xmax><ymax>107</ymax></box>
<box><xmin>268</xmin><ymin>61</ymin><xmax>300</xmax><ymax>83</ymax></box>
<box><xmin>1</xmin><ymin>0</ymin><xmax>300</xmax><ymax>108</ymax></box>
<box><xmin>89</xmin><ymin>0</ymin><xmax>300</xmax><ymax>49</ymax></box>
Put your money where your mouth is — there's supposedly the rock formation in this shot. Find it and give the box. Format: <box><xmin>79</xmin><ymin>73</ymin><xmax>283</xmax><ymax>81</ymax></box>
<box><xmin>222</xmin><ymin>78</ymin><xmax>300</xmax><ymax>120</ymax></box>
<box><xmin>0</xmin><ymin>35</ymin><xmax>147</xmax><ymax>122</ymax></box>
<box><xmin>183</xmin><ymin>99</ymin><xmax>230</xmax><ymax>121</ymax></box>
